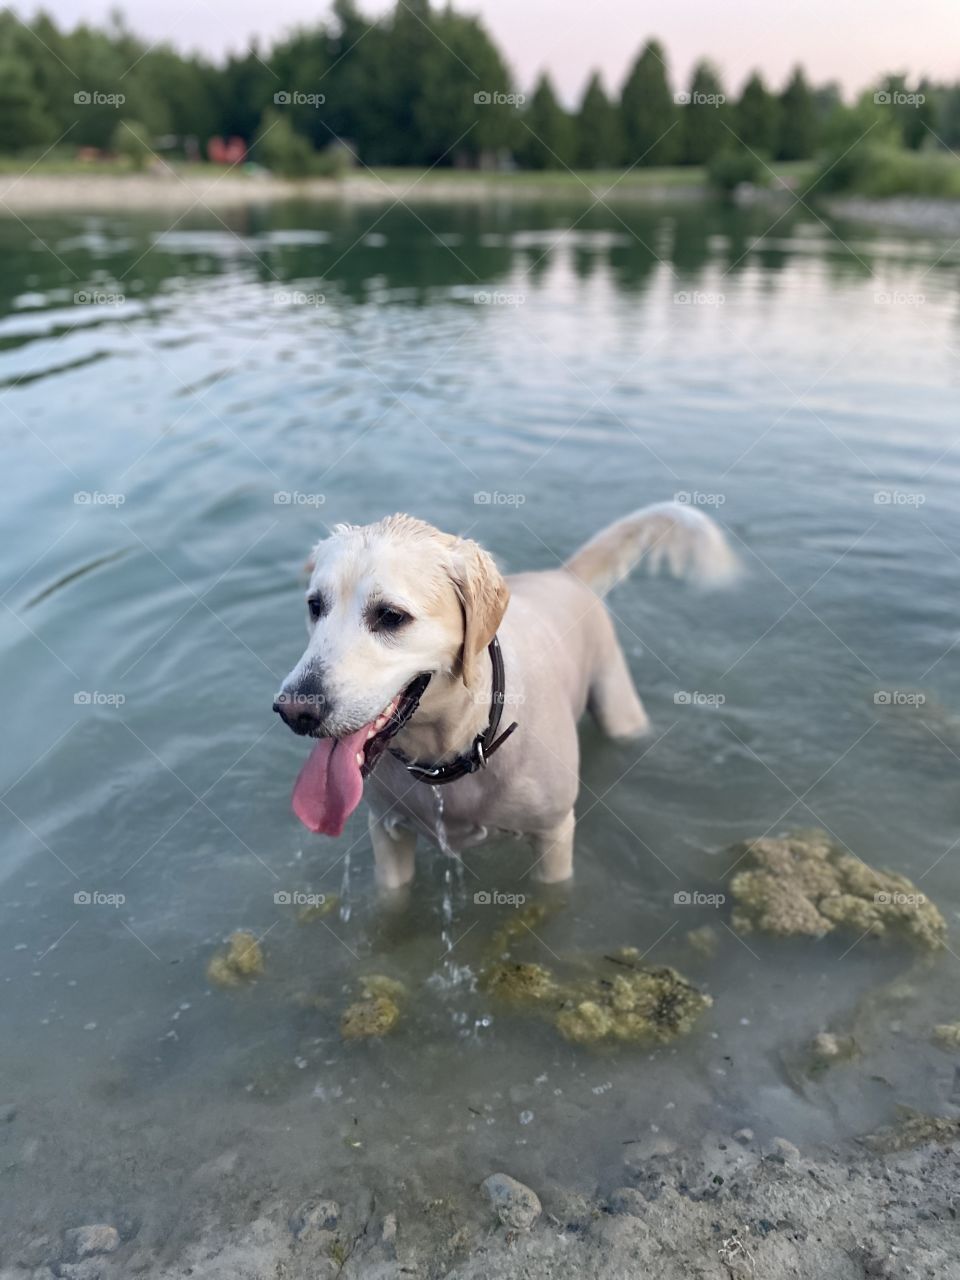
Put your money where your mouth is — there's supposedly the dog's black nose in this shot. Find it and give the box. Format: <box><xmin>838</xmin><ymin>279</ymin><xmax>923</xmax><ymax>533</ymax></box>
<box><xmin>273</xmin><ymin>675</ymin><xmax>328</xmax><ymax>735</ymax></box>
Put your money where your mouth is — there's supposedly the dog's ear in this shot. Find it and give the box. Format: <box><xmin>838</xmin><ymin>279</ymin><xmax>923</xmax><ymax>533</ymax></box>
<box><xmin>448</xmin><ymin>540</ymin><xmax>510</xmax><ymax>686</ymax></box>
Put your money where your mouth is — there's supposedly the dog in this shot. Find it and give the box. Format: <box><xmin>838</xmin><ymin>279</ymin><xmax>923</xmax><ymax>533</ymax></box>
<box><xmin>273</xmin><ymin>502</ymin><xmax>737</xmax><ymax>889</ymax></box>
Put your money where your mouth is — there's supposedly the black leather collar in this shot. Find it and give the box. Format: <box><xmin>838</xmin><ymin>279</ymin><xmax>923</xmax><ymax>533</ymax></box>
<box><xmin>389</xmin><ymin>635</ymin><xmax>518</xmax><ymax>785</ymax></box>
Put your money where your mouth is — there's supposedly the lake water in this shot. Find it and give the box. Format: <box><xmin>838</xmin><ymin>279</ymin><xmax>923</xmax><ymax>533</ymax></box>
<box><xmin>2</xmin><ymin>194</ymin><xmax>960</xmax><ymax>1247</ymax></box>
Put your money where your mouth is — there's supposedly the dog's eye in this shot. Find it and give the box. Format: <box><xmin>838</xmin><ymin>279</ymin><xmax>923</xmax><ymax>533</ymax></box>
<box><xmin>307</xmin><ymin>594</ymin><xmax>326</xmax><ymax>622</ymax></box>
<box><xmin>371</xmin><ymin>605</ymin><xmax>411</xmax><ymax>633</ymax></box>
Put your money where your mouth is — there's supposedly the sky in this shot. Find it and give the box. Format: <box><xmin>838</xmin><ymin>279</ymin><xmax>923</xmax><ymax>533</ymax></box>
<box><xmin>25</xmin><ymin>0</ymin><xmax>960</xmax><ymax>103</ymax></box>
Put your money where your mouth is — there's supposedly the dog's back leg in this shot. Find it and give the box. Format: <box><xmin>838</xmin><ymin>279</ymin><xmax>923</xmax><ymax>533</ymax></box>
<box><xmin>588</xmin><ymin>620</ymin><xmax>651</xmax><ymax>739</ymax></box>
<box><xmin>528</xmin><ymin>810</ymin><xmax>576</xmax><ymax>883</ymax></box>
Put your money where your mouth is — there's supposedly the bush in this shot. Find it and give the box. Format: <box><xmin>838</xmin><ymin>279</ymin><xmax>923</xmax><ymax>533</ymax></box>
<box><xmin>706</xmin><ymin>148</ymin><xmax>768</xmax><ymax>195</ymax></box>
<box><xmin>111</xmin><ymin>120</ymin><xmax>152</xmax><ymax>171</ymax></box>
<box><xmin>253</xmin><ymin>109</ymin><xmax>317</xmax><ymax>179</ymax></box>
<box><xmin>811</xmin><ymin>140</ymin><xmax>960</xmax><ymax>198</ymax></box>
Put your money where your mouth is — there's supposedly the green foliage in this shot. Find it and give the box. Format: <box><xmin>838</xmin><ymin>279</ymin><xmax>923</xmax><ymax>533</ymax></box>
<box><xmin>736</xmin><ymin>72</ymin><xmax>779</xmax><ymax>155</ymax></box>
<box><xmin>253</xmin><ymin>109</ymin><xmax>317</xmax><ymax>177</ymax></box>
<box><xmin>517</xmin><ymin>74</ymin><xmax>574</xmax><ymax>170</ymax></box>
<box><xmin>777</xmin><ymin>66</ymin><xmax>816</xmax><ymax>160</ymax></box>
<box><xmin>575</xmin><ymin>72</ymin><xmax>621</xmax><ymax>169</ymax></box>
<box><xmin>620</xmin><ymin>39</ymin><xmax>678</xmax><ymax>166</ymax></box>
<box><xmin>678</xmin><ymin>61</ymin><xmax>728</xmax><ymax>165</ymax></box>
<box><xmin>111</xmin><ymin>119</ymin><xmax>151</xmax><ymax>170</ymax></box>
<box><xmin>0</xmin><ymin>1</ymin><xmax>958</xmax><ymax>193</ymax></box>
<box><xmin>706</xmin><ymin>148</ymin><xmax>767</xmax><ymax>195</ymax></box>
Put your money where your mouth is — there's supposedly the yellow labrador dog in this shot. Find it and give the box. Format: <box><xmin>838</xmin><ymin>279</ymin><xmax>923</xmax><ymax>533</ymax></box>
<box><xmin>274</xmin><ymin>503</ymin><xmax>736</xmax><ymax>889</ymax></box>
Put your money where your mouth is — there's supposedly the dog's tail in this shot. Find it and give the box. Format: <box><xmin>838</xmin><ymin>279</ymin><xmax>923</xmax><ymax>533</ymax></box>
<box><xmin>563</xmin><ymin>501</ymin><xmax>739</xmax><ymax>598</ymax></box>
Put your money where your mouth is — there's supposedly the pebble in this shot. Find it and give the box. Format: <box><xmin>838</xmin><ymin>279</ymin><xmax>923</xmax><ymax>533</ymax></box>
<box><xmin>733</xmin><ymin>1128</ymin><xmax>754</xmax><ymax>1145</ymax></box>
<box><xmin>607</xmin><ymin>1187</ymin><xmax>646</xmax><ymax>1217</ymax></box>
<box><xmin>481</xmin><ymin>1172</ymin><xmax>542</xmax><ymax>1230</ymax></box>
<box><xmin>62</xmin><ymin>1225</ymin><xmax>120</xmax><ymax>1261</ymax></box>
<box><xmin>289</xmin><ymin>1198</ymin><xmax>340</xmax><ymax>1240</ymax></box>
<box><xmin>769</xmin><ymin>1137</ymin><xmax>801</xmax><ymax>1166</ymax></box>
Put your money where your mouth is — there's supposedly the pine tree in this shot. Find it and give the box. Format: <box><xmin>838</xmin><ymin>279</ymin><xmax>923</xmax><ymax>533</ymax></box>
<box><xmin>575</xmin><ymin>71</ymin><xmax>621</xmax><ymax>169</ymax></box>
<box><xmin>678</xmin><ymin>60</ymin><xmax>727</xmax><ymax>164</ymax></box>
<box><xmin>517</xmin><ymin>73</ymin><xmax>574</xmax><ymax>170</ymax></box>
<box><xmin>735</xmin><ymin>71</ymin><xmax>779</xmax><ymax>155</ymax></box>
<box><xmin>619</xmin><ymin>39</ymin><xmax>678</xmax><ymax>166</ymax></box>
<box><xmin>777</xmin><ymin>66</ymin><xmax>816</xmax><ymax>159</ymax></box>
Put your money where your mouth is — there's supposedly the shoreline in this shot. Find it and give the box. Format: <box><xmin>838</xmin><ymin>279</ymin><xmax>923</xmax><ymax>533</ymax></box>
<box><xmin>0</xmin><ymin>170</ymin><xmax>708</xmax><ymax>213</ymax></box>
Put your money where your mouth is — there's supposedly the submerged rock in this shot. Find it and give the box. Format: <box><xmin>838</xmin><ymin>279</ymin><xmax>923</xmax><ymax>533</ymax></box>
<box><xmin>481</xmin><ymin>1172</ymin><xmax>542</xmax><ymax>1230</ymax></box>
<box><xmin>483</xmin><ymin>951</ymin><xmax>711</xmax><ymax>1046</ymax></box>
<box><xmin>810</xmin><ymin>1031</ymin><xmax>859</xmax><ymax>1067</ymax></box>
<box><xmin>62</xmin><ymin>1225</ymin><xmax>120</xmax><ymax>1260</ymax></box>
<box><xmin>207</xmin><ymin>931</ymin><xmax>264</xmax><ymax>986</ymax></box>
<box><xmin>297</xmin><ymin>894</ymin><xmax>340</xmax><ymax>923</ymax></box>
<box><xmin>933</xmin><ymin>1022</ymin><xmax>960</xmax><ymax>1050</ymax></box>
<box><xmin>340</xmin><ymin>995</ymin><xmax>400</xmax><ymax>1040</ymax></box>
<box><xmin>728</xmin><ymin>830</ymin><xmax>946</xmax><ymax>950</ymax></box>
<box><xmin>863</xmin><ymin>1107</ymin><xmax>960</xmax><ymax>1153</ymax></box>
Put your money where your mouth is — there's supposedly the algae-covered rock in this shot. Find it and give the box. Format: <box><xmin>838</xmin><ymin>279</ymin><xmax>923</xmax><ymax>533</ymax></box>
<box><xmin>933</xmin><ymin>1022</ymin><xmax>960</xmax><ymax>1050</ymax></box>
<box><xmin>340</xmin><ymin>995</ymin><xmax>400</xmax><ymax>1040</ymax></box>
<box><xmin>297</xmin><ymin>894</ymin><xmax>339</xmax><ymax>923</ymax></box>
<box><xmin>810</xmin><ymin>1031</ymin><xmax>859</xmax><ymax>1070</ymax></box>
<box><xmin>483</xmin><ymin>954</ymin><xmax>711</xmax><ymax>1047</ymax></box>
<box><xmin>207</xmin><ymin>930</ymin><xmax>264</xmax><ymax>986</ymax></box>
<box><xmin>555</xmin><ymin>966</ymin><xmax>712</xmax><ymax>1045</ymax></box>
<box><xmin>339</xmin><ymin>974</ymin><xmax>408</xmax><ymax>1040</ymax></box>
<box><xmin>863</xmin><ymin>1107</ymin><xmax>960</xmax><ymax>1153</ymax></box>
<box><xmin>728</xmin><ymin>830</ymin><xmax>946</xmax><ymax>950</ymax></box>
<box><xmin>482</xmin><ymin>962</ymin><xmax>558</xmax><ymax>1004</ymax></box>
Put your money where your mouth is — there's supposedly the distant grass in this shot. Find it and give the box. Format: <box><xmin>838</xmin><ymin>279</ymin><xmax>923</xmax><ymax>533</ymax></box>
<box><xmin>0</xmin><ymin>154</ymin><xmax>816</xmax><ymax>191</ymax></box>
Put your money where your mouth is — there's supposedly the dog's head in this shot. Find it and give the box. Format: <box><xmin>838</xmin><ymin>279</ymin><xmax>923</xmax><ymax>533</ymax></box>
<box><xmin>273</xmin><ymin>514</ymin><xmax>509</xmax><ymax>835</ymax></box>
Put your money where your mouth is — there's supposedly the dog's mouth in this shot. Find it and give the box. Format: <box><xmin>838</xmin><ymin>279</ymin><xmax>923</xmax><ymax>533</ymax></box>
<box><xmin>291</xmin><ymin>674</ymin><xmax>430</xmax><ymax>837</ymax></box>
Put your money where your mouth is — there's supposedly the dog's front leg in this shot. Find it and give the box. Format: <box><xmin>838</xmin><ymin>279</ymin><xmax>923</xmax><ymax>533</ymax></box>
<box><xmin>369</xmin><ymin>810</ymin><xmax>417</xmax><ymax>891</ymax></box>
<box><xmin>527</xmin><ymin>810</ymin><xmax>575</xmax><ymax>883</ymax></box>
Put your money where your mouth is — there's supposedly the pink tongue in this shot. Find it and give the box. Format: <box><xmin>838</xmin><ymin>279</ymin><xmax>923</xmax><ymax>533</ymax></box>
<box><xmin>291</xmin><ymin>722</ymin><xmax>375</xmax><ymax>837</ymax></box>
